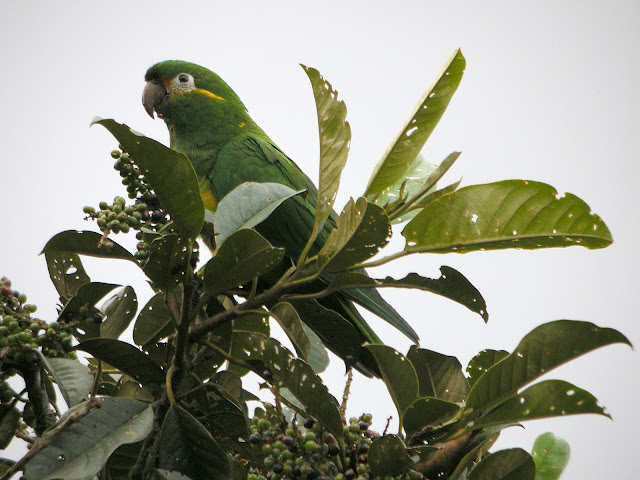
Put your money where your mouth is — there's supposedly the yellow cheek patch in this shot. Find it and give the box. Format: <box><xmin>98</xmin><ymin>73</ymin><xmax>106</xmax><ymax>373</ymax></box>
<box><xmin>195</xmin><ymin>88</ymin><xmax>224</xmax><ymax>101</ymax></box>
<box><xmin>239</xmin><ymin>122</ymin><xmax>245</xmax><ymax>128</ymax></box>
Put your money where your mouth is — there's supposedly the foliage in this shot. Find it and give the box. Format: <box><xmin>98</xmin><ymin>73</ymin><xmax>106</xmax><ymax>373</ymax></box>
<box><xmin>0</xmin><ymin>50</ymin><xmax>628</xmax><ymax>480</ymax></box>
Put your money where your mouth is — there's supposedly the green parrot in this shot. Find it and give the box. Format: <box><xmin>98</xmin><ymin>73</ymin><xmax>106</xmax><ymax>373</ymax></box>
<box><xmin>142</xmin><ymin>60</ymin><xmax>418</xmax><ymax>375</ymax></box>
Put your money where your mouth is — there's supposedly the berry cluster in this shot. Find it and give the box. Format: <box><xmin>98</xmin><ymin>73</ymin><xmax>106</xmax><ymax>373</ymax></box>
<box><xmin>0</xmin><ymin>277</ymin><xmax>74</xmax><ymax>398</ymax></box>
<box><xmin>83</xmin><ymin>150</ymin><xmax>168</xmax><ymax>261</ymax></box>
<box><xmin>245</xmin><ymin>405</ymin><xmax>420</xmax><ymax>480</ymax></box>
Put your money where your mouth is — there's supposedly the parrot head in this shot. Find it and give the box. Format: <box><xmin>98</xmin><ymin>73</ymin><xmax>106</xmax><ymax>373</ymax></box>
<box><xmin>142</xmin><ymin>60</ymin><xmax>252</xmax><ymax>136</ymax></box>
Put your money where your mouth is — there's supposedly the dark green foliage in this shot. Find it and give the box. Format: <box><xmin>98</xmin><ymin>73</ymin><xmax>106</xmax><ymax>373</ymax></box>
<box><xmin>0</xmin><ymin>52</ymin><xmax>627</xmax><ymax>480</ymax></box>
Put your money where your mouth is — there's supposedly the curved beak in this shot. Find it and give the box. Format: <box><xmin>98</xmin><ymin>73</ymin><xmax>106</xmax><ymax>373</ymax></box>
<box><xmin>142</xmin><ymin>80</ymin><xmax>167</xmax><ymax>119</ymax></box>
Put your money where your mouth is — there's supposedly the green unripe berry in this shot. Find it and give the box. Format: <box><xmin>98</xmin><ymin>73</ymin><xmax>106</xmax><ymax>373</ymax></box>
<box><xmin>124</xmin><ymin>206</ymin><xmax>135</xmax><ymax>215</ymax></box>
<box><xmin>258</xmin><ymin>419</ymin><xmax>271</xmax><ymax>431</ymax></box>
<box><xmin>127</xmin><ymin>216</ymin><xmax>140</xmax><ymax>227</ymax></box>
<box><xmin>300</xmin><ymin>464</ymin><xmax>312</xmax><ymax>476</ymax></box>
<box><xmin>264</xmin><ymin>456</ymin><xmax>275</xmax><ymax>469</ymax></box>
<box><xmin>114</xmin><ymin>196</ymin><xmax>126</xmax><ymax>206</ymax></box>
<box><xmin>99</xmin><ymin>201</ymin><xmax>109</xmax><ymax>210</ymax></box>
<box><xmin>304</xmin><ymin>440</ymin><xmax>317</xmax><ymax>453</ymax></box>
<box><xmin>111</xmin><ymin>150</ymin><xmax>121</xmax><ymax>159</ymax></box>
<box><xmin>3</xmin><ymin>315</ymin><xmax>13</xmax><ymax>326</ymax></box>
<box><xmin>304</xmin><ymin>432</ymin><xmax>316</xmax><ymax>442</ymax></box>
<box><xmin>29</xmin><ymin>323</ymin><xmax>41</xmax><ymax>333</ymax></box>
<box><xmin>112</xmin><ymin>204</ymin><xmax>122</xmax><ymax>214</ymax></box>
<box><xmin>0</xmin><ymin>326</ymin><xmax>9</xmax><ymax>336</ymax></box>
<box><xmin>349</xmin><ymin>424</ymin><xmax>361</xmax><ymax>433</ymax></box>
<box><xmin>17</xmin><ymin>293</ymin><xmax>27</xmax><ymax>304</ymax></box>
<box><xmin>120</xmin><ymin>152</ymin><xmax>129</xmax><ymax>161</ymax></box>
<box><xmin>83</xmin><ymin>206</ymin><xmax>96</xmax><ymax>215</ymax></box>
<box><xmin>134</xmin><ymin>250</ymin><xmax>148</xmax><ymax>260</ymax></box>
<box><xmin>27</xmin><ymin>304</ymin><xmax>37</xmax><ymax>313</ymax></box>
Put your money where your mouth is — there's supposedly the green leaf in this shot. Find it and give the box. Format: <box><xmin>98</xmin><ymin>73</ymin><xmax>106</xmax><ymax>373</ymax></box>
<box><xmin>133</xmin><ymin>293</ymin><xmax>175</xmax><ymax>347</ymax></box>
<box><xmin>24</xmin><ymin>397</ymin><xmax>153</xmax><ymax>480</ymax></box>
<box><xmin>100</xmin><ymin>285</ymin><xmax>138</xmax><ymax>340</ymax></box>
<box><xmin>365</xmin><ymin>49</ymin><xmax>465</xmax><ymax>197</ymax></box>
<box><xmin>0</xmin><ymin>405</ymin><xmax>20</xmax><ymax>449</ymax></box>
<box><xmin>402</xmin><ymin>397</ymin><xmax>461</xmax><ymax>439</ymax></box>
<box><xmin>328</xmin><ymin>266</ymin><xmax>488</xmax><ymax>322</ymax></box>
<box><xmin>466</xmin><ymin>320</ymin><xmax>631</xmax><ymax>414</ymax></box>
<box><xmin>155</xmin><ymin>470</ymin><xmax>193</xmax><ymax>480</ymax></box>
<box><xmin>44</xmin><ymin>252</ymin><xmax>90</xmax><ymax>299</ymax></box>
<box><xmin>300</xmin><ymin>65</ymin><xmax>351</xmax><ymax>260</ymax></box>
<box><xmin>228</xmin><ymin>313</ymin><xmax>270</xmax><ymax>377</ymax></box>
<box><xmin>105</xmin><ymin>441</ymin><xmax>143</xmax><ymax>480</ymax></box>
<box><xmin>45</xmin><ymin>358</ymin><xmax>94</xmax><ymax>408</ymax></box>
<box><xmin>156</xmin><ymin>405</ymin><xmax>231</xmax><ymax>480</ymax></box>
<box><xmin>316</xmin><ymin>198</ymin><xmax>391</xmax><ymax>273</ymax></box>
<box><xmin>466</xmin><ymin>349</ymin><xmax>510</xmax><ymax>388</ymax></box>
<box><xmin>270</xmin><ymin>302</ymin><xmax>311</xmax><ymax>360</ymax></box>
<box><xmin>143</xmin><ymin>234</ymin><xmax>190</xmax><ymax>289</ymax></box>
<box><xmin>531</xmin><ymin>432</ymin><xmax>570</xmax><ymax>480</ymax></box>
<box><xmin>76</xmin><ymin>338</ymin><xmax>165</xmax><ymax>385</ymax></box>
<box><xmin>365</xmin><ymin>345</ymin><xmax>419</xmax><ymax>424</ymax></box>
<box><xmin>211</xmin><ymin>182</ymin><xmax>304</xmax><ymax>247</ymax></box>
<box><xmin>93</xmin><ymin>118</ymin><xmax>204</xmax><ymax>239</ymax></box>
<box><xmin>368</xmin><ymin>435</ymin><xmax>414</xmax><ymax>476</ymax></box>
<box><xmin>468</xmin><ymin>448</ymin><xmax>535</xmax><ymax>480</ymax></box>
<box><xmin>204</xmin><ymin>229</ymin><xmax>284</xmax><ymax>295</ymax></box>
<box><xmin>474</xmin><ymin>380</ymin><xmax>610</xmax><ymax>429</ymax></box>
<box><xmin>301</xmin><ymin>323</ymin><xmax>330</xmax><ymax>373</ymax></box>
<box><xmin>58</xmin><ymin>282</ymin><xmax>121</xmax><ymax>339</ymax></box>
<box><xmin>236</xmin><ymin>333</ymin><xmax>343</xmax><ymax>438</ymax></box>
<box><xmin>403</xmin><ymin>180</ymin><xmax>613</xmax><ymax>253</ymax></box>
<box><xmin>407</xmin><ymin>346</ymin><xmax>470</xmax><ymax>402</ymax></box>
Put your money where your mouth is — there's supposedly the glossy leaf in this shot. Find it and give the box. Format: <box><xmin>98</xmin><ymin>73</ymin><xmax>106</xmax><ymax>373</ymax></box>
<box><xmin>531</xmin><ymin>432</ymin><xmax>570</xmax><ymax>480</ymax></box>
<box><xmin>403</xmin><ymin>180</ymin><xmax>613</xmax><ymax>253</ymax></box>
<box><xmin>328</xmin><ymin>266</ymin><xmax>487</xmax><ymax>322</ymax></box>
<box><xmin>407</xmin><ymin>346</ymin><xmax>470</xmax><ymax>402</ymax></box>
<box><xmin>468</xmin><ymin>448</ymin><xmax>535</xmax><ymax>480</ymax></box>
<box><xmin>100</xmin><ymin>285</ymin><xmax>138</xmax><ymax>340</ymax></box>
<box><xmin>143</xmin><ymin>234</ymin><xmax>190</xmax><ymax>289</ymax></box>
<box><xmin>402</xmin><ymin>397</ymin><xmax>461</xmax><ymax>439</ymax></box>
<box><xmin>466</xmin><ymin>349</ymin><xmax>510</xmax><ymax>388</ymax></box>
<box><xmin>45</xmin><ymin>358</ymin><xmax>94</xmax><ymax>408</ymax></box>
<box><xmin>156</xmin><ymin>405</ymin><xmax>231</xmax><ymax>480</ymax></box>
<box><xmin>365</xmin><ymin>50</ymin><xmax>465</xmax><ymax>197</ymax></box>
<box><xmin>133</xmin><ymin>293</ymin><xmax>175</xmax><ymax>347</ymax></box>
<box><xmin>368</xmin><ymin>435</ymin><xmax>414</xmax><ymax>476</ymax></box>
<box><xmin>300</xmin><ymin>65</ymin><xmax>351</xmax><ymax>259</ymax></box>
<box><xmin>270</xmin><ymin>302</ymin><xmax>311</xmax><ymax>360</ymax></box>
<box><xmin>316</xmin><ymin>197</ymin><xmax>391</xmax><ymax>273</ymax></box>
<box><xmin>23</xmin><ymin>398</ymin><xmax>153</xmax><ymax>480</ymax></box>
<box><xmin>301</xmin><ymin>323</ymin><xmax>330</xmax><ymax>373</ymax></box>
<box><xmin>365</xmin><ymin>345</ymin><xmax>419</xmax><ymax>423</ymax></box>
<box><xmin>93</xmin><ymin>118</ymin><xmax>204</xmax><ymax>239</ymax></box>
<box><xmin>474</xmin><ymin>380</ymin><xmax>609</xmax><ymax>429</ymax></box>
<box><xmin>236</xmin><ymin>333</ymin><xmax>343</xmax><ymax>438</ymax></box>
<box><xmin>467</xmin><ymin>321</ymin><xmax>631</xmax><ymax>414</ymax></box>
<box><xmin>0</xmin><ymin>406</ymin><xmax>20</xmax><ymax>449</ymax></box>
<box><xmin>211</xmin><ymin>182</ymin><xmax>304</xmax><ymax>247</ymax></box>
<box><xmin>76</xmin><ymin>338</ymin><xmax>165</xmax><ymax>385</ymax></box>
<box><xmin>204</xmin><ymin>229</ymin><xmax>284</xmax><ymax>294</ymax></box>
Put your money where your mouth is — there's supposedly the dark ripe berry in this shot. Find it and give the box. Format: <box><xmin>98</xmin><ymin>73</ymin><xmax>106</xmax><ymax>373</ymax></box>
<box><xmin>292</xmin><ymin>466</ymin><xmax>301</xmax><ymax>477</ymax></box>
<box><xmin>303</xmin><ymin>417</ymin><xmax>316</xmax><ymax>429</ymax></box>
<box><xmin>249</xmin><ymin>433</ymin><xmax>263</xmax><ymax>445</ymax></box>
<box><xmin>151</xmin><ymin>210</ymin><xmax>165</xmax><ymax>223</ymax></box>
<box><xmin>311</xmin><ymin>453</ymin><xmax>320</xmax><ymax>463</ymax></box>
<box><xmin>358</xmin><ymin>443</ymin><xmax>369</xmax><ymax>454</ymax></box>
<box><xmin>327</xmin><ymin>444</ymin><xmax>340</xmax><ymax>456</ymax></box>
<box><xmin>262</xmin><ymin>369</ymin><xmax>273</xmax><ymax>382</ymax></box>
<box><xmin>272</xmin><ymin>464</ymin><xmax>283</xmax><ymax>474</ymax></box>
<box><xmin>358</xmin><ymin>421</ymin><xmax>369</xmax><ymax>431</ymax></box>
<box><xmin>282</xmin><ymin>435</ymin><xmax>295</xmax><ymax>447</ymax></box>
<box><xmin>344</xmin><ymin>469</ymin><xmax>356</xmax><ymax>480</ymax></box>
<box><xmin>92</xmin><ymin>313</ymin><xmax>103</xmax><ymax>324</ymax></box>
<box><xmin>1</xmin><ymin>286</ymin><xmax>11</xmax><ymax>296</ymax></box>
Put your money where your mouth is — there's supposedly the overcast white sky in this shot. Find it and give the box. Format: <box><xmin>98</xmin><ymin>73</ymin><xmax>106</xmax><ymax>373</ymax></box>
<box><xmin>2</xmin><ymin>1</ymin><xmax>639</xmax><ymax>478</ymax></box>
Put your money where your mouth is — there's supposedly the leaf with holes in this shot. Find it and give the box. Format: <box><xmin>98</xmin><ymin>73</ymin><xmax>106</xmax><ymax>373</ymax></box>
<box><xmin>44</xmin><ymin>357</ymin><xmax>94</xmax><ymax>408</ymax></box>
<box><xmin>99</xmin><ymin>286</ymin><xmax>138</xmax><ymax>340</ymax></box>
<box><xmin>315</xmin><ymin>198</ymin><xmax>391</xmax><ymax>273</ymax></box>
<box><xmin>42</xmin><ymin>230</ymin><xmax>136</xmax><ymax>262</ymax></box>
<box><xmin>58</xmin><ymin>282</ymin><xmax>121</xmax><ymax>339</ymax></box>
<box><xmin>228</xmin><ymin>313</ymin><xmax>270</xmax><ymax>377</ymax></box>
<box><xmin>368</xmin><ymin>435</ymin><xmax>414</xmax><ymax>476</ymax></box>
<box><xmin>466</xmin><ymin>320</ymin><xmax>631</xmax><ymax>414</ymax></box>
<box><xmin>300</xmin><ymin>65</ymin><xmax>351</xmax><ymax>259</ymax></box>
<box><xmin>473</xmin><ymin>380</ymin><xmax>609</xmax><ymax>429</ymax></box>
<box><xmin>466</xmin><ymin>350</ymin><xmax>510</xmax><ymax>388</ymax></box>
<box><xmin>270</xmin><ymin>302</ymin><xmax>311</xmax><ymax>360</ymax></box>
<box><xmin>212</xmin><ymin>182</ymin><xmax>305</xmax><ymax>247</ymax></box>
<box><xmin>469</xmin><ymin>448</ymin><xmax>535</xmax><ymax>480</ymax></box>
<box><xmin>365</xmin><ymin>50</ymin><xmax>465</xmax><ymax>197</ymax></box>
<box><xmin>204</xmin><ymin>229</ymin><xmax>284</xmax><ymax>295</ymax></box>
<box><xmin>143</xmin><ymin>234</ymin><xmax>191</xmax><ymax>289</ymax></box>
<box><xmin>76</xmin><ymin>338</ymin><xmax>165</xmax><ymax>386</ymax></box>
<box><xmin>133</xmin><ymin>293</ymin><xmax>175</xmax><ymax>347</ymax></box>
<box><xmin>403</xmin><ymin>180</ymin><xmax>613</xmax><ymax>253</ymax></box>
<box><xmin>93</xmin><ymin>118</ymin><xmax>204</xmax><ymax>239</ymax></box>
<box><xmin>156</xmin><ymin>404</ymin><xmax>231</xmax><ymax>480</ymax></box>
<box><xmin>23</xmin><ymin>398</ymin><xmax>153</xmax><ymax>480</ymax></box>
<box><xmin>402</xmin><ymin>398</ymin><xmax>461</xmax><ymax>439</ymax></box>
<box><xmin>235</xmin><ymin>333</ymin><xmax>343</xmax><ymax>438</ymax></box>
<box><xmin>327</xmin><ymin>266</ymin><xmax>487</xmax><ymax>323</ymax></box>
<box><xmin>407</xmin><ymin>346</ymin><xmax>470</xmax><ymax>402</ymax></box>
<box><xmin>531</xmin><ymin>432</ymin><xmax>570</xmax><ymax>480</ymax></box>
<box><xmin>365</xmin><ymin>345</ymin><xmax>419</xmax><ymax>424</ymax></box>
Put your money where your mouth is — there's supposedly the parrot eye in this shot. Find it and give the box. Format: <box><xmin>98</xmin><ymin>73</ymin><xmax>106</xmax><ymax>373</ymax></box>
<box><xmin>178</xmin><ymin>74</ymin><xmax>190</xmax><ymax>83</ymax></box>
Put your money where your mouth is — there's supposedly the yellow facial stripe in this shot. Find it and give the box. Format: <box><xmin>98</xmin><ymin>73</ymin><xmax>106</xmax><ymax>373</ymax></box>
<box><xmin>194</xmin><ymin>88</ymin><xmax>224</xmax><ymax>101</ymax></box>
